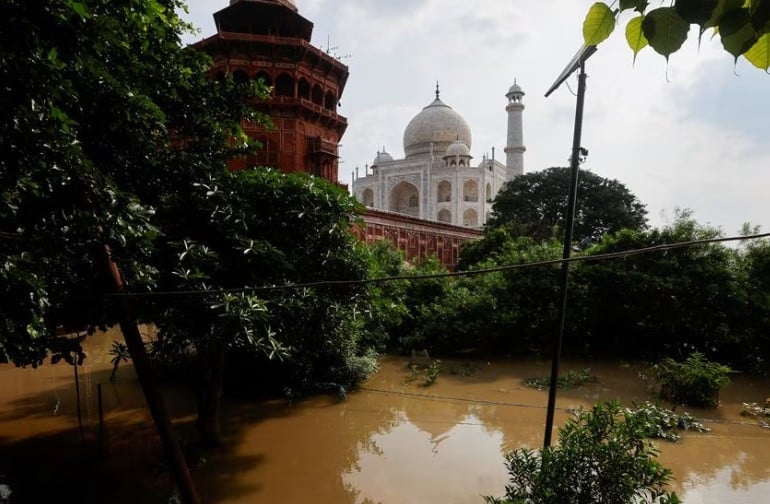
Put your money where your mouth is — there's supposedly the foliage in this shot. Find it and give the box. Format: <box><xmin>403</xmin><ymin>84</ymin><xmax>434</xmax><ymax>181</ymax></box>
<box><xmin>415</xmin><ymin>237</ymin><xmax>566</xmax><ymax>354</ymax></box>
<box><xmin>740</xmin><ymin>401</ymin><xmax>770</xmax><ymax>417</ymax></box>
<box><xmin>523</xmin><ymin>368</ymin><xmax>597</xmax><ymax>391</ymax></box>
<box><xmin>655</xmin><ymin>352</ymin><xmax>732</xmax><ymax>407</ymax></box>
<box><xmin>109</xmin><ymin>341</ymin><xmax>131</xmax><ymax>382</ymax></box>
<box><xmin>487</xmin><ymin>167</ymin><xmax>648</xmax><ymax>246</ymax></box>
<box><xmin>151</xmin><ymin>170</ymin><xmax>380</xmax><ymax>400</ymax></box>
<box><xmin>576</xmin><ymin>211</ymin><xmax>742</xmax><ymax>363</ymax></box>
<box><xmin>484</xmin><ymin>401</ymin><xmax>681</xmax><ymax>504</ymax></box>
<box><xmin>0</xmin><ymin>0</ymin><xmax>260</xmax><ymax>366</ymax></box>
<box><xmin>625</xmin><ymin>401</ymin><xmax>710</xmax><ymax>441</ymax></box>
<box><xmin>406</xmin><ymin>359</ymin><xmax>442</xmax><ymax>386</ymax></box>
<box><xmin>583</xmin><ymin>0</ymin><xmax>770</xmax><ymax>70</ymax></box>
<box><xmin>425</xmin><ymin>210</ymin><xmax>770</xmax><ymax>370</ymax></box>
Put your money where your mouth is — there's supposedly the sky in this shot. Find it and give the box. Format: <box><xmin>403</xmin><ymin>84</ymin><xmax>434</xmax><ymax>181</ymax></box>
<box><xmin>182</xmin><ymin>1</ymin><xmax>770</xmax><ymax>234</ymax></box>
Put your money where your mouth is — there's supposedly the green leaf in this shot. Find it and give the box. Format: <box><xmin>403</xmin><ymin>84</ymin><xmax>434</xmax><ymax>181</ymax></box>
<box><xmin>720</xmin><ymin>8</ymin><xmax>758</xmax><ymax>57</ymax></box>
<box><xmin>743</xmin><ymin>31</ymin><xmax>770</xmax><ymax>68</ymax></box>
<box><xmin>626</xmin><ymin>15</ymin><xmax>649</xmax><ymax>62</ymax></box>
<box><xmin>642</xmin><ymin>7</ymin><xmax>691</xmax><ymax>60</ymax></box>
<box><xmin>620</xmin><ymin>0</ymin><xmax>649</xmax><ymax>12</ymax></box>
<box><xmin>704</xmin><ymin>0</ymin><xmax>743</xmax><ymax>29</ymax></box>
<box><xmin>748</xmin><ymin>0</ymin><xmax>770</xmax><ymax>32</ymax></box>
<box><xmin>66</xmin><ymin>1</ymin><xmax>90</xmax><ymax>19</ymax></box>
<box><xmin>675</xmin><ymin>0</ymin><xmax>719</xmax><ymax>26</ymax></box>
<box><xmin>583</xmin><ymin>2</ymin><xmax>617</xmax><ymax>46</ymax></box>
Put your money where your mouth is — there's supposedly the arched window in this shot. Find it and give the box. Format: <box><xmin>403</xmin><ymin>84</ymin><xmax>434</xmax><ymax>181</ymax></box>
<box><xmin>437</xmin><ymin>181</ymin><xmax>452</xmax><ymax>202</ymax></box>
<box><xmin>298</xmin><ymin>77</ymin><xmax>310</xmax><ymax>100</ymax></box>
<box><xmin>463</xmin><ymin>180</ymin><xmax>478</xmax><ymax>202</ymax></box>
<box><xmin>255</xmin><ymin>71</ymin><xmax>272</xmax><ymax>88</ymax></box>
<box><xmin>463</xmin><ymin>208</ymin><xmax>479</xmax><ymax>227</ymax></box>
<box><xmin>232</xmin><ymin>69</ymin><xmax>248</xmax><ymax>84</ymax></box>
<box><xmin>486</xmin><ymin>183</ymin><xmax>492</xmax><ymax>201</ymax></box>
<box><xmin>215</xmin><ymin>71</ymin><xmax>226</xmax><ymax>82</ymax></box>
<box><xmin>324</xmin><ymin>90</ymin><xmax>337</xmax><ymax>110</ymax></box>
<box><xmin>388</xmin><ymin>181</ymin><xmax>420</xmax><ymax>217</ymax></box>
<box><xmin>361</xmin><ymin>188</ymin><xmax>374</xmax><ymax>207</ymax></box>
<box><xmin>311</xmin><ymin>84</ymin><xmax>323</xmax><ymax>105</ymax></box>
<box><xmin>437</xmin><ymin>209</ymin><xmax>452</xmax><ymax>223</ymax></box>
<box><xmin>275</xmin><ymin>73</ymin><xmax>294</xmax><ymax>97</ymax></box>
<box><xmin>459</xmin><ymin>160</ymin><xmax>466</xmax><ymax>167</ymax></box>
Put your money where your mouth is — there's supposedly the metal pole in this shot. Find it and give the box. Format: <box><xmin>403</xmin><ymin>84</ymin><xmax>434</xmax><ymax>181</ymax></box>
<box><xmin>98</xmin><ymin>383</ymin><xmax>105</xmax><ymax>442</ymax></box>
<box><xmin>543</xmin><ymin>62</ymin><xmax>588</xmax><ymax>448</ymax></box>
<box><xmin>73</xmin><ymin>354</ymin><xmax>84</xmax><ymax>441</ymax></box>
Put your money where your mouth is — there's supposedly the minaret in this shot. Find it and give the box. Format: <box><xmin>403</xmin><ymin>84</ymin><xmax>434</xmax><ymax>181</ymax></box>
<box><xmin>504</xmin><ymin>79</ymin><xmax>526</xmax><ymax>181</ymax></box>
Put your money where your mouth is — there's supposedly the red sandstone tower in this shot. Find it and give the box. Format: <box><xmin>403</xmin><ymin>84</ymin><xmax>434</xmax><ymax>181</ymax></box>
<box><xmin>194</xmin><ymin>0</ymin><xmax>349</xmax><ymax>183</ymax></box>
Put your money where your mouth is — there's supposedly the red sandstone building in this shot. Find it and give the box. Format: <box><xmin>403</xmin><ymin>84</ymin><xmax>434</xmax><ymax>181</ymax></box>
<box><xmin>194</xmin><ymin>0</ymin><xmax>348</xmax><ymax>182</ymax></box>
<box><xmin>195</xmin><ymin>1</ymin><xmax>480</xmax><ymax>267</ymax></box>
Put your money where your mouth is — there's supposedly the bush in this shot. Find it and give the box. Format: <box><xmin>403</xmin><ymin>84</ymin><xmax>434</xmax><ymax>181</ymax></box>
<box><xmin>484</xmin><ymin>401</ymin><xmax>681</xmax><ymax>504</ymax></box>
<box><xmin>655</xmin><ymin>353</ymin><xmax>732</xmax><ymax>408</ymax></box>
<box><xmin>625</xmin><ymin>401</ymin><xmax>710</xmax><ymax>442</ymax></box>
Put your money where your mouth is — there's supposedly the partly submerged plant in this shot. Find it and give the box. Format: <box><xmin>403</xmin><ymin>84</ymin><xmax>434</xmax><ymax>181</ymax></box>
<box><xmin>523</xmin><ymin>368</ymin><xmax>597</xmax><ymax>391</ymax></box>
<box><xmin>485</xmin><ymin>401</ymin><xmax>681</xmax><ymax>504</ymax></box>
<box><xmin>655</xmin><ymin>352</ymin><xmax>732</xmax><ymax>408</ymax></box>
<box><xmin>625</xmin><ymin>401</ymin><xmax>710</xmax><ymax>442</ymax></box>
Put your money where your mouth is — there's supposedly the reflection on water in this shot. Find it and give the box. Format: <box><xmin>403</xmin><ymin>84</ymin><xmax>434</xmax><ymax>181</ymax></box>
<box><xmin>1</xmin><ymin>330</ymin><xmax>769</xmax><ymax>503</ymax></box>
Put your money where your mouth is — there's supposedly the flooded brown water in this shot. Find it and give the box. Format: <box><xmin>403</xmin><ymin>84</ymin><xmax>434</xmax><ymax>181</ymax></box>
<box><xmin>1</xmin><ymin>328</ymin><xmax>769</xmax><ymax>503</ymax></box>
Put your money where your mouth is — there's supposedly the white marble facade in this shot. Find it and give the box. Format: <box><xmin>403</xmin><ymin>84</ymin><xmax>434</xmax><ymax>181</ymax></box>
<box><xmin>353</xmin><ymin>82</ymin><xmax>525</xmax><ymax>228</ymax></box>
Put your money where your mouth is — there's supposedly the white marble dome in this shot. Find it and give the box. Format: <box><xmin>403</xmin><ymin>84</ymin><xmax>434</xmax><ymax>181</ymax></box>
<box><xmin>403</xmin><ymin>97</ymin><xmax>472</xmax><ymax>159</ymax></box>
<box><xmin>445</xmin><ymin>140</ymin><xmax>471</xmax><ymax>158</ymax></box>
<box><xmin>372</xmin><ymin>150</ymin><xmax>394</xmax><ymax>166</ymax></box>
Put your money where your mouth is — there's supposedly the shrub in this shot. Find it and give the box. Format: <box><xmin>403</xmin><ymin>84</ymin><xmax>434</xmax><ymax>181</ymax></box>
<box><xmin>484</xmin><ymin>401</ymin><xmax>681</xmax><ymax>504</ymax></box>
<box><xmin>655</xmin><ymin>353</ymin><xmax>732</xmax><ymax>408</ymax></box>
<box><xmin>625</xmin><ymin>402</ymin><xmax>710</xmax><ymax>442</ymax></box>
<box><xmin>523</xmin><ymin>368</ymin><xmax>596</xmax><ymax>391</ymax></box>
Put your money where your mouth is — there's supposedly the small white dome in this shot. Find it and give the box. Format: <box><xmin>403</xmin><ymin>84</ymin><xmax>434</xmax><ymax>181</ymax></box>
<box><xmin>372</xmin><ymin>150</ymin><xmax>394</xmax><ymax>166</ymax></box>
<box><xmin>506</xmin><ymin>80</ymin><xmax>524</xmax><ymax>98</ymax></box>
<box><xmin>444</xmin><ymin>140</ymin><xmax>471</xmax><ymax>158</ymax></box>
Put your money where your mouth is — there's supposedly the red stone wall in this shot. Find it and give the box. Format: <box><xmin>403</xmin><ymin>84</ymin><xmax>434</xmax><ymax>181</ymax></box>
<box><xmin>354</xmin><ymin>209</ymin><xmax>482</xmax><ymax>268</ymax></box>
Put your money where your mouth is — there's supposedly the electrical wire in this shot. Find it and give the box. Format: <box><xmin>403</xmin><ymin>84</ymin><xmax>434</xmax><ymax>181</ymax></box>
<box><xmin>108</xmin><ymin>231</ymin><xmax>770</xmax><ymax>299</ymax></box>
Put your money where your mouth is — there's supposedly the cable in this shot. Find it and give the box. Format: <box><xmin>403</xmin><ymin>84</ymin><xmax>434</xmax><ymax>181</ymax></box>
<box><xmin>357</xmin><ymin>386</ymin><xmax>770</xmax><ymax>430</ymax></box>
<box><xmin>108</xmin><ymin>231</ymin><xmax>770</xmax><ymax>299</ymax></box>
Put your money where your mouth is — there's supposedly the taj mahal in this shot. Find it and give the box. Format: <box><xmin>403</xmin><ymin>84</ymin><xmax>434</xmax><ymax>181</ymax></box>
<box><xmin>352</xmin><ymin>81</ymin><xmax>526</xmax><ymax>228</ymax></box>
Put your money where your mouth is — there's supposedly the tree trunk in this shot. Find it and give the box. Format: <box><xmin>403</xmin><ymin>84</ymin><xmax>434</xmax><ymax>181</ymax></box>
<box><xmin>195</xmin><ymin>345</ymin><xmax>226</xmax><ymax>448</ymax></box>
<box><xmin>102</xmin><ymin>247</ymin><xmax>201</xmax><ymax>504</ymax></box>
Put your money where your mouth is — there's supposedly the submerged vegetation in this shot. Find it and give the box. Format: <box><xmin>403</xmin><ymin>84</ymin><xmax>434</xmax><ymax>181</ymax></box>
<box><xmin>523</xmin><ymin>368</ymin><xmax>597</xmax><ymax>391</ymax></box>
<box><xmin>484</xmin><ymin>401</ymin><xmax>683</xmax><ymax>504</ymax></box>
<box><xmin>654</xmin><ymin>353</ymin><xmax>732</xmax><ymax>408</ymax></box>
<box><xmin>624</xmin><ymin>402</ymin><xmax>710</xmax><ymax>442</ymax></box>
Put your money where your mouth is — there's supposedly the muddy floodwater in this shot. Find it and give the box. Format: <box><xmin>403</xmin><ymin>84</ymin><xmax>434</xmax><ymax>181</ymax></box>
<box><xmin>1</xmin><ymin>328</ymin><xmax>769</xmax><ymax>503</ymax></box>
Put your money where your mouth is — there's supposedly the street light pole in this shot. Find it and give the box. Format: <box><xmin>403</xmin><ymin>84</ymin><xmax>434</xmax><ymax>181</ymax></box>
<box><xmin>542</xmin><ymin>44</ymin><xmax>596</xmax><ymax>448</ymax></box>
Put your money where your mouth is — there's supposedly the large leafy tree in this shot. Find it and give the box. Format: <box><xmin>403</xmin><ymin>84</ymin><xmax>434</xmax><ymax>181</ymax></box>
<box><xmin>0</xmin><ymin>0</ymin><xmax>256</xmax><ymax>363</ymax></box>
<box><xmin>488</xmin><ymin>167</ymin><xmax>648</xmax><ymax>245</ymax></box>
<box><xmin>150</xmin><ymin>169</ymin><xmax>378</xmax><ymax>446</ymax></box>
<box><xmin>583</xmin><ymin>0</ymin><xmax>770</xmax><ymax>70</ymax></box>
<box><xmin>575</xmin><ymin>212</ymin><xmax>740</xmax><ymax>363</ymax></box>
<box><xmin>1</xmin><ymin>1</ymin><xmax>260</xmax><ymax>501</ymax></box>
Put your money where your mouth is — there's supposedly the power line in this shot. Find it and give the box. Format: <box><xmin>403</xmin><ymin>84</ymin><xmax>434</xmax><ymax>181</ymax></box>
<box><xmin>108</xmin><ymin>231</ymin><xmax>770</xmax><ymax>299</ymax></box>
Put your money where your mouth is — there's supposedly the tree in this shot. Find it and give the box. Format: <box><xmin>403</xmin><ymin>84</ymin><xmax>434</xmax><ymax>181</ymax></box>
<box><xmin>150</xmin><ymin>169</ymin><xmax>379</xmax><ymax>446</ymax></box>
<box><xmin>488</xmin><ymin>167</ymin><xmax>648</xmax><ymax>245</ymax></box>
<box><xmin>583</xmin><ymin>0</ymin><xmax>770</xmax><ymax>70</ymax></box>
<box><xmin>1</xmin><ymin>1</ymin><xmax>261</xmax><ymax>501</ymax></box>
<box><xmin>485</xmin><ymin>401</ymin><xmax>681</xmax><ymax>504</ymax></box>
<box><xmin>575</xmin><ymin>211</ymin><xmax>740</xmax><ymax>363</ymax></box>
